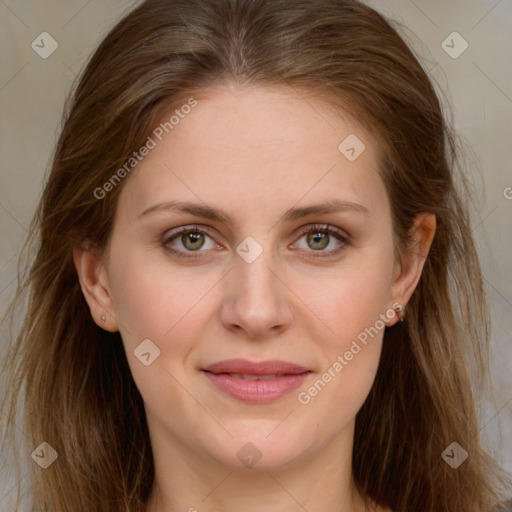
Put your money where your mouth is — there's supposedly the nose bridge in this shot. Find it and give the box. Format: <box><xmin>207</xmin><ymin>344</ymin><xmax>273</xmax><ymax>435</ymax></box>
<box><xmin>219</xmin><ymin>234</ymin><xmax>293</xmax><ymax>337</ymax></box>
<box><xmin>234</xmin><ymin>235</ymin><xmax>281</xmax><ymax>302</ymax></box>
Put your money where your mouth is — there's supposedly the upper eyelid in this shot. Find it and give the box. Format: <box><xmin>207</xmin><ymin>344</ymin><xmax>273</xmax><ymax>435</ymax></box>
<box><xmin>163</xmin><ymin>224</ymin><xmax>217</xmax><ymax>242</ymax></box>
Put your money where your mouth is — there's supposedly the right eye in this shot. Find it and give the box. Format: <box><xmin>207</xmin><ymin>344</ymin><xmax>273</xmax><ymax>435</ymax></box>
<box><xmin>162</xmin><ymin>225</ymin><xmax>222</xmax><ymax>258</ymax></box>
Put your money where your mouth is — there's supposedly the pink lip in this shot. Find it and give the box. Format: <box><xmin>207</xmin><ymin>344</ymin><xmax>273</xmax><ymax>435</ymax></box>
<box><xmin>202</xmin><ymin>359</ymin><xmax>312</xmax><ymax>403</ymax></box>
<box><xmin>203</xmin><ymin>359</ymin><xmax>310</xmax><ymax>375</ymax></box>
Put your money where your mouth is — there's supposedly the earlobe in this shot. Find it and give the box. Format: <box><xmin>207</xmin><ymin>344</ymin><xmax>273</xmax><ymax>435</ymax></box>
<box><xmin>72</xmin><ymin>245</ymin><xmax>119</xmax><ymax>332</ymax></box>
<box><xmin>390</xmin><ymin>212</ymin><xmax>436</xmax><ymax>321</ymax></box>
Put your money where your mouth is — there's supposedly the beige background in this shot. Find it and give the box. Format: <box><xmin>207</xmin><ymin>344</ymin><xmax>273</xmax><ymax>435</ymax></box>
<box><xmin>1</xmin><ymin>0</ymin><xmax>511</xmax><ymax>507</ymax></box>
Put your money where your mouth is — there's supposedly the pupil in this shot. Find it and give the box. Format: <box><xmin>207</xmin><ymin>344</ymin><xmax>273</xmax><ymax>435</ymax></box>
<box><xmin>183</xmin><ymin>232</ymin><xmax>204</xmax><ymax>250</ymax></box>
<box><xmin>308</xmin><ymin>232</ymin><xmax>328</xmax><ymax>250</ymax></box>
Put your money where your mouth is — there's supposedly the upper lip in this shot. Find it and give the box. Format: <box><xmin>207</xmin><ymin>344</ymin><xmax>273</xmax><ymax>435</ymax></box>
<box><xmin>202</xmin><ymin>359</ymin><xmax>311</xmax><ymax>376</ymax></box>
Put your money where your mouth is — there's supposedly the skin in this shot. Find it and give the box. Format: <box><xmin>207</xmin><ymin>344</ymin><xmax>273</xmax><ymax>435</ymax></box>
<box><xmin>74</xmin><ymin>83</ymin><xmax>435</xmax><ymax>512</ymax></box>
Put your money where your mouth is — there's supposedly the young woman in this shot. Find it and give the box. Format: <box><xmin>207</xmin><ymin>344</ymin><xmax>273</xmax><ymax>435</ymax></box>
<box><xmin>2</xmin><ymin>0</ymin><xmax>511</xmax><ymax>511</ymax></box>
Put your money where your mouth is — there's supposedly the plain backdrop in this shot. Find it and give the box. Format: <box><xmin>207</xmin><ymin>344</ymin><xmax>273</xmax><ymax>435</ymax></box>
<box><xmin>1</xmin><ymin>0</ymin><xmax>511</xmax><ymax>508</ymax></box>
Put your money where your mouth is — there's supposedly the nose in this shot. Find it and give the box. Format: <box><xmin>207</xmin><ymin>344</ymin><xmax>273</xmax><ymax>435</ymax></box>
<box><xmin>219</xmin><ymin>245</ymin><xmax>294</xmax><ymax>340</ymax></box>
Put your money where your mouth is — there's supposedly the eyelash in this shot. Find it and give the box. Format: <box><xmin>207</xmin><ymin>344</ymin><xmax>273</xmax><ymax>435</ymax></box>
<box><xmin>162</xmin><ymin>223</ymin><xmax>350</xmax><ymax>260</ymax></box>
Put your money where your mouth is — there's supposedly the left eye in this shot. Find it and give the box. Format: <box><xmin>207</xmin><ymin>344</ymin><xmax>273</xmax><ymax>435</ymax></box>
<box><xmin>293</xmin><ymin>224</ymin><xmax>349</xmax><ymax>254</ymax></box>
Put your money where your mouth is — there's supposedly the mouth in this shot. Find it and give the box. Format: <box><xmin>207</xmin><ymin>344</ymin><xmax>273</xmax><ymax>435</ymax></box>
<box><xmin>201</xmin><ymin>359</ymin><xmax>313</xmax><ymax>403</ymax></box>
<box><xmin>214</xmin><ymin>373</ymin><xmax>283</xmax><ymax>380</ymax></box>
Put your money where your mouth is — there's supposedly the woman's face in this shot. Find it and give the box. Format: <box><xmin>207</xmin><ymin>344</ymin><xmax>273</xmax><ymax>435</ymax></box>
<box><xmin>90</xmin><ymin>84</ymin><xmax>420</xmax><ymax>471</ymax></box>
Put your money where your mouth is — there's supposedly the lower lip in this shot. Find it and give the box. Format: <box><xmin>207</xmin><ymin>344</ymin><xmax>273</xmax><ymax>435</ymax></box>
<box><xmin>202</xmin><ymin>371</ymin><xmax>311</xmax><ymax>403</ymax></box>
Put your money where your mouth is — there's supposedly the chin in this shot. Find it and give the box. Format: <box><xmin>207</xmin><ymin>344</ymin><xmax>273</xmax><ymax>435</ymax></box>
<box><xmin>200</xmin><ymin>426</ymin><xmax>312</xmax><ymax>472</ymax></box>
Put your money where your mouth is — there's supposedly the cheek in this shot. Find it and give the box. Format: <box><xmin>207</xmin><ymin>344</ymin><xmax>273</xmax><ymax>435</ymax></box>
<box><xmin>106</xmin><ymin>250</ymin><xmax>217</xmax><ymax>403</ymax></box>
<box><xmin>293</xmin><ymin>253</ymin><xmax>394</xmax><ymax>347</ymax></box>
<box><xmin>296</xmin><ymin>280</ymin><xmax>387</xmax><ymax>424</ymax></box>
<box><xmin>292</xmin><ymin>252</ymin><xmax>393</xmax><ymax>409</ymax></box>
<box><xmin>108</xmin><ymin>239</ymin><xmax>220</xmax><ymax>333</ymax></box>
<box><xmin>106</xmin><ymin>245</ymin><xmax>209</xmax><ymax>362</ymax></box>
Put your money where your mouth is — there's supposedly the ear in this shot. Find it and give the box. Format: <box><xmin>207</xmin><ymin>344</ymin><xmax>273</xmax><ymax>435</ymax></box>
<box><xmin>73</xmin><ymin>245</ymin><xmax>119</xmax><ymax>332</ymax></box>
<box><xmin>389</xmin><ymin>212</ymin><xmax>436</xmax><ymax>325</ymax></box>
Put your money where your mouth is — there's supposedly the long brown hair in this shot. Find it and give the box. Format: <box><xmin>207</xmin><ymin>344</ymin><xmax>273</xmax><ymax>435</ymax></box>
<box><xmin>1</xmin><ymin>0</ymin><xmax>510</xmax><ymax>510</ymax></box>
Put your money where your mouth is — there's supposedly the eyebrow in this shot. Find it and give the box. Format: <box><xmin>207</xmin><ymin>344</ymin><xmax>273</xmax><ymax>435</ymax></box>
<box><xmin>137</xmin><ymin>199</ymin><xmax>370</xmax><ymax>224</ymax></box>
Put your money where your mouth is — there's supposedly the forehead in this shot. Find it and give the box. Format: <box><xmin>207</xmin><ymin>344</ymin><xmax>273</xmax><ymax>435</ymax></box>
<box><xmin>117</xmin><ymin>84</ymin><xmax>389</xmax><ymax>224</ymax></box>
